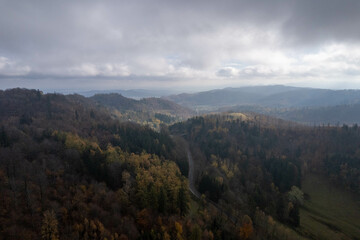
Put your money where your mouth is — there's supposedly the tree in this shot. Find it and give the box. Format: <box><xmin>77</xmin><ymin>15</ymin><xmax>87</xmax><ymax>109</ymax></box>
<box><xmin>177</xmin><ymin>184</ymin><xmax>189</xmax><ymax>216</ymax></box>
<box><xmin>288</xmin><ymin>186</ymin><xmax>304</xmax><ymax>206</ymax></box>
<box><xmin>190</xmin><ymin>224</ymin><xmax>202</xmax><ymax>240</ymax></box>
<box><xmin>238</xmin><ymin>215</ymin><xmax>253</xmax><ymax>240</ymax></box>
<box><xmin>0</xmin><ymin>126</ymin><xmax>9</xmax><ymax>147</ymax></box>
<box><xmin>287</xmin><ymin>202</ymin><xmax>300</xmax><ymax>227</ymax></box>
<box><xmin>41</xmin><ymin>210</ymin><xmax>59</xmax><ymax>240</ymax></box>
<box><xmin>158</xmin><ymin>187</ymin><xmax>167</xmax><ymax>213</ymax></box>
<box><xmin>174</xmin><ymin>221</ymin><xmax>183</xmax><ymax>240</ymax></box>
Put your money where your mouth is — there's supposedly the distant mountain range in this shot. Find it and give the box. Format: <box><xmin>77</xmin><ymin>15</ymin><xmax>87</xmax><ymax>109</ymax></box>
<box><xmin>221</xmin><ymin>104</ymin><xmax>360</xmax><ymax>126</ymax></box>
<box><xmin>163</xmin><ymin>85</ymin><xmax>360</xmax><ymax>125</ymax></box>
<box><xmin>72</xmin><ymin>89</ymin><xmax>179</xmax><ymax>99</ymax></box>
<box><xmin>39</xmin><ymin>85</ymin><xmax>360</xmax><ymax>125</ymax></box>
<box><xmin>164</xmin><ymin>85</ymin><xmax>360</xmax><ymax>109</ymax></box>
<box><xmin>278</xmin><ymin>104</ymin><xmax>360</xmax><ymax>125</ymax></box>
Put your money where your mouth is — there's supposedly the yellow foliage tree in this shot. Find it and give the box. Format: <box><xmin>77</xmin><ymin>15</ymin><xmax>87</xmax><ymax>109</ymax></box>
<box><xmin>41</xmin><ymin>210</ymin><xmax>59</xmax><ymax>240</ymax></box>
<box><xmin>64</xmin><ymin>133</ymin><xmax>86</xmax><ymax>152</ymax></box>
<box><xmin>174</xmin><ymin>221</ymin><xmax>183</xmax><ymax>240</ymax></box>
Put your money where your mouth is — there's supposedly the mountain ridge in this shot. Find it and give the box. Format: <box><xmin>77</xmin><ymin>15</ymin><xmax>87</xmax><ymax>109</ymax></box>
<box><xmin>163</xmin><ymin>85</ymin><xmax>360</xmax><ymax>110</ymax></box>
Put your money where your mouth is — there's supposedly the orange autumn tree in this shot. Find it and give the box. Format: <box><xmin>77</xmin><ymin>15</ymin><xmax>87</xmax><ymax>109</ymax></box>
<box><xmin>238</xmin><ymin>215</ymin><xmax>253</xmax><ymax>240</ymax></box>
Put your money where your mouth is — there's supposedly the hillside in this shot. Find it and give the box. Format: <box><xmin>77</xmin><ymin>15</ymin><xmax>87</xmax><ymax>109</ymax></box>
<box><xmin>170</xmin><ymin>114</ymin><xmax>360</xmax><ymax>239</ymax></box>
<box><xmin>164</xmin><ymin>85</ymin><xmax>360</xmax><ymax>111</ymax></box>
<box><xmin>1</xmin><ymin>88</ymin><xmax>270</xmax><ymax>240</ymax></box>
<box><xmin>0</xmin><ymin>88</ymin><xmax>111</xmax><ymax>135</ymax></box>
<box><xmin>91</xmin><ymin>93</ymin><xmax>194</xmax><ymax>129</ymax></box>
<box><xmin>91</xmin><ymin>93</ymin><xmax>193</xmax><ymax>116</ymax></box>
<box><xmin>275</xmin><ymin>104</ymin><xmax>360</xmax><ymax>125</ymax></box>
<box><xmin>222</xmin><ymin>103</ymin><xmax>360</xmax><ymax>126</ymax></box>
<box><xmin>76</xmin><ymin>89</ymin><xmax>175</xmax><ymax>99</ymax></box>
<box><xmin>300</xmin><ymin>174</ymin><xmax>360</xmax><ymax>240</ymax></box>
<box><xmin>1</xmin><ymin>88</ymin><xmax>360</xmax><ymax>239</ymax></box>
<box><xmin>0</xmin><ymin>88</ymin><xmax>196</xmax><ymax>239</ymax></box>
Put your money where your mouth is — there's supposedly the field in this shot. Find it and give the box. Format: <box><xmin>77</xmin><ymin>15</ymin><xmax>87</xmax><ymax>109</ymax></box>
<box><xmin>299</xmin><ymin>174</ymin><xmax>360</xmax><ymax>240</ymax></box>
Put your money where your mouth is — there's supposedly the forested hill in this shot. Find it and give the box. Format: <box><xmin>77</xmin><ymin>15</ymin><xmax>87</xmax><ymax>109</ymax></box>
<box><xmin>0</xmin><ymin>88</ymin><xmax>194</xmax><ymax>131</ymax></box>
<box><xmin>0</xmin><ymin>88</ymin><xmax>196</xmax><ymax>239</ymax></box>
<box><xmin>164</xmin><ymin>85</ymin><xmax>360</xmax><ymax>110</ymax></box>
<box><xmin>170</xmin><ymin>113</ymin><xmax>360</xmax><ymax>195</ymax></box>
<box><xmin>0</xmin><ymin>88</ymin><xmax>111</xmax><ymax>135</ymax></box>
<box><xmin>164</xmin><ymin>85</ymin><xmax>360</xmax><ymax>125</ymax></box>
<box><xmin>221</xmin><ymin>103</ymin><xmax>360</xmax><ymax>126</ymax></box>
<box><xmin>1</xmin><ymin>88</ymin><xmax>359</xmax><ymax>239</ymax></box>
<box><xmin>271</xmin><ymin>104</ymin><xmax>360</xmax><ymax>126</ymax></box>
<box><xmin>91</xmin><ymin>93</ymin><xmax>194</xmax><ymax>118</ymax></box>
<box><xmin>170</xmin><ymin>114</ymin><xmax>360</xmax><ymax>239</ymax></box>
<box><xmin>1</xmin><ymin>88</ymin><xmax>270</xmax><ymax>240</ymax></box>
<box><xmin>90</xmin><ymin>93</ymin><xmax>194</xmax><ymax>129</ymax></box>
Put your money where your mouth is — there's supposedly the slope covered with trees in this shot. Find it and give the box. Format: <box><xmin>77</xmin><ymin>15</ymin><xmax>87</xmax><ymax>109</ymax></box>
<box><xmin>1</xmin><ymin>88</ymin><xmax>359</xmax><ymax>239</ymax></box>
<box><xmin>170</xmin><ymin>113</ymin><xmax>360</xmax><ymax>239</ymax></box>
<box><xmin>221</xmin><ymin>103</ymin><xmax>360</xmax><ymax>126</ymax></box>
<box><xmin>0</xmin><ymin>89</ymin><xmax>195</xmax><ymax>239</ymax></box>
<box><xmin>164</xmin><ymin>86</ymin><xmax>360</xmax><ymax>110</ymax></box>
<box><xmin>91</xmin><ymin>93</ymin><xmax>194</xmax><ymax>129</ymax></box>
<box><xmin>0</xmin><ymin>89</ymin><xmax>267</xmax><ymax>240</ymax></box>
<box><xmin>165</xmin><ymin>86</ymin><xmax>360</xmax><ymax>125</ymax></box>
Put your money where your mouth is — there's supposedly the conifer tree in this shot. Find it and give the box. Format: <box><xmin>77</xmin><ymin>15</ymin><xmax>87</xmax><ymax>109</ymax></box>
<box><xmin>177</xmin><ymin>184</ymin><xmax>189</xmax><ymax>216</ymax></box>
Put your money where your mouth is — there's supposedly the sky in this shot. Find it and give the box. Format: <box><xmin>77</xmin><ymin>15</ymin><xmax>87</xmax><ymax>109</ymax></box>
<box><xmin>1</xmin><ymin>0</ymin><xmax>360</xmax><ymax>92</ymax></box>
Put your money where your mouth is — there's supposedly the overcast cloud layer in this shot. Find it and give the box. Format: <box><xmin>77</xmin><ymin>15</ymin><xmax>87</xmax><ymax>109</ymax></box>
<box><xmin>1</xmin><ymin>0</ymin><xmax>360</xmax><ymax>91</ymax></box>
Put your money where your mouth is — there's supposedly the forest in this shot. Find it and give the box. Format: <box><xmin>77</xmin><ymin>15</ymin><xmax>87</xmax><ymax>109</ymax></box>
<box><xmin>0</xmin><ymin>88</ymin><xmax>359</xmax><ymax>239</ymax></box>
<box><xmin>170</xmin><ymin>114</ymin><xmax>360</xmax><ymax>239</ymax></box>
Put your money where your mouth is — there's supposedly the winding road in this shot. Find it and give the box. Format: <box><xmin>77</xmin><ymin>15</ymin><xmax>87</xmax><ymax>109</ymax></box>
<box><xmin>187</xmin><ymin>149</ymin><xmax>201</xmax><ymax>199</ymax></box>
<box><xmin>186</xmin><ymin>147</ymin><xmax>237</xmax><ymax>224</ymax></box>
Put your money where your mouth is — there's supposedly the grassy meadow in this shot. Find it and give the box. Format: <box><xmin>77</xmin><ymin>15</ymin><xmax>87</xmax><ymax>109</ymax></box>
<box><xmin>299</xmin><ymin>174</ymin><xmax>360</xmax><ymax>240</ymax></box>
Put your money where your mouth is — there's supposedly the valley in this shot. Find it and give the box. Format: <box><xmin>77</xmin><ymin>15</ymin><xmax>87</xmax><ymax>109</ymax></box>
<box><xmin>165</xmin><ymin>85</ymin><xmax>360</xmax><ymax>126</ymax></box>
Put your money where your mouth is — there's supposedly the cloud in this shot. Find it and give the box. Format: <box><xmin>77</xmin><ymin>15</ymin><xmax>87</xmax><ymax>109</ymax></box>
<box><xmin>217</xmin><ymin>67</ymin><xmax>239</xmax><ymax>78</ymax></box>
<box><xmin>0</xmin><ymin>0</ymin><xmax>360</xmax><ymax>90</ymax></box>
<box><xmin>217</xmin><ymin>43</ymin><xmax>360</xmax><ymax>82</ymax></box>
<box><xmin>68</xmin><ymin>63</ymin><xmax>130</xmax><ymax>77</ymax></box>
<box><xmin>282</xmin><ymin>0</ymin><xmax>360</xmax><ymax>46</ymax></box>
<box><xmin>0</xmin><ymin>56</ymin><xmax>31</xmax><ymax>76</ymax></box>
